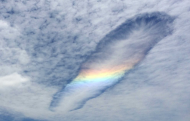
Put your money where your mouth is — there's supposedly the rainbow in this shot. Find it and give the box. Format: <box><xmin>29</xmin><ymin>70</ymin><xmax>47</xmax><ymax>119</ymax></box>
<box><xmin>66</xmin><ymin>60</ymin><xmax>139</xmax><ymax>90</ymax></box>
<box><xmin>49</xmin><ymin>12</ymin><xmax>174</xmax><ymax>111</ymax></box>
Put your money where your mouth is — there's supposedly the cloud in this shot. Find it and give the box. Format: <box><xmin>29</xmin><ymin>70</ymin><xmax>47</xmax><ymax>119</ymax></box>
<box><xmin>0</xmin><ymin>73</ymin><xmax>28</xmax><ymax>87</ymax></box>
<box><xmin>0</xmin><ymin>19</ymin><xmax>30</xmax><ymax>77</ymax></box>
<box><xmin>50</xmin><ymin>12</ymin><xmax>174</xmax><ymax>111</ymax></box>
<box><xmin>0</xmin><ymin>0</ymin><xmax>190</xmax><ymax>121</ymax></box>
<box><xmin>0</xmin><ymin>74</ymin><xmax>57</xmax><ymax>120</ymax></box>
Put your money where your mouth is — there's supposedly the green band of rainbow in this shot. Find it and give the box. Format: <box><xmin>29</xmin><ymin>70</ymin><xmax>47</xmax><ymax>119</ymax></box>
<box><xmin>67</xmin><ymin>60</ymin><xmax>139</xmax><ymax>89</ymax></box>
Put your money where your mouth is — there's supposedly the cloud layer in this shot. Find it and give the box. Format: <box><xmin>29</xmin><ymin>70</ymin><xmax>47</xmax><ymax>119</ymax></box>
<box><xmin>0</xmin><ymin>0</ymin><xmax>190</xmax><ymax>121</ymax></box>
<box><xmin>50</xmin><ymin>12</ymin><xmax>174</xmax><ymax>111</ymax></box>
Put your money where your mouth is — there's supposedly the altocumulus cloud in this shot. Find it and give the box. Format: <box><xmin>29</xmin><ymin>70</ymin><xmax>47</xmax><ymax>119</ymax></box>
<box><xmin>0</xmin><ymin>0</ymin><xmax>190</xmax><ymax>121</ymax></box>
<box><xmin>50</xmin><ymin>12</ymin><xmax>174</xmax><ymax>112</ymax></box>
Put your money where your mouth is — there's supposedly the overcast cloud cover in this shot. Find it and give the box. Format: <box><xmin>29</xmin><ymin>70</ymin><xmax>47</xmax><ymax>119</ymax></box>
<box><xmin>0</xmin><ymin>0</ymin><xmax>190</xmax><ymax>121</ymax></box>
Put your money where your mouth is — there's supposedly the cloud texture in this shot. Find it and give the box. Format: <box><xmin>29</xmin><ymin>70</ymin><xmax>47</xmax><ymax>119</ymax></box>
<box><xmin>0</xmin><ymin>0</ymin><xmax>190</xmax><ymax>121</ymax></box>
<box><xmin>50</xmin><ymin>12</ymin><xmax>174</xmax><ymax>111</ymax></box>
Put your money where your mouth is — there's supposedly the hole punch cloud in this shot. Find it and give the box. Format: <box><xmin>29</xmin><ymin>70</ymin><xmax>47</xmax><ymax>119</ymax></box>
<box><xmin>50</xmin><ymin>12</ymin><xmax>174</xmax><ymax>112</ymax></box>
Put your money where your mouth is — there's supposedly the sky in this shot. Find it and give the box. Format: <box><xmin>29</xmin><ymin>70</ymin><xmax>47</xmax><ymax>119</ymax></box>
<box><xmin>0</xmin><ymin>0</ymin><xmax>190</xmax><ymax>121</ymax></box>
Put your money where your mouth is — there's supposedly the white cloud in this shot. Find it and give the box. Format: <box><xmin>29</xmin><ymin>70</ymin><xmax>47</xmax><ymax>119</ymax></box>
<box><xmin>0</xmin><ymin>73</ymin><xmax>28</xmax><ymax>87</ymax></box>
<box><xmin>0</xmin><ymin>20</ymin><xmax>9</xmax><ymax>28</ymax></box>
<box><xmin>0</xmin><ymin>0</ymin><xmax>190</xmax><ymax>121</ymax></box>
<box><xmin>51</xmin><ymin>12</ymin><xmax>174</xmax><ymax>112</ymax></box>
<box><xmin>0</xmin><ymin>19</ymin><xmax>30</xmax><ymax>77</ymax></box>
<box><xmin>0</xmin><ymin>74</ymin><xmax>57</xmax><ymax>120</ymax></box>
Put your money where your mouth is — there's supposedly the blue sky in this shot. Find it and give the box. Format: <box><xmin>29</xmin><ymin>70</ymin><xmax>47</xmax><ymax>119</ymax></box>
<box><xmin>0</xmin><ymin>0</ymin><xmax>190</xmax><ymax>121</ymax></box>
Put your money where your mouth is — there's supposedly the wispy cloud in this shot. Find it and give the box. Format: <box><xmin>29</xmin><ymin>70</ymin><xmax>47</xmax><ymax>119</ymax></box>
<box><xmin>0</xmin><ymin>0</ymin><xmax>190</xmax><ymax>121</ymax></box>
<box><xmin>50</xmin><ymin>12</ymin><xmax>174</xmax><ymax>111</ymax></box>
